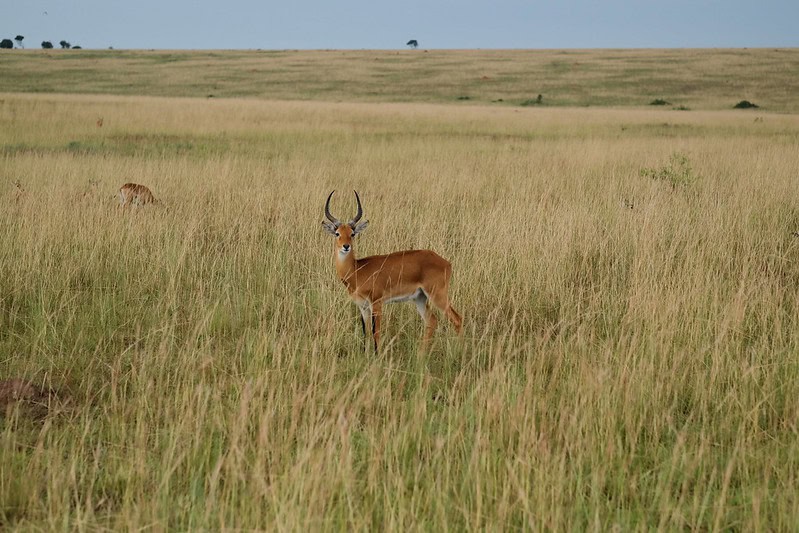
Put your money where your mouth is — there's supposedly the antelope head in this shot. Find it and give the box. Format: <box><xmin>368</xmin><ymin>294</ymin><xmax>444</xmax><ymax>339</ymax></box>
<box><xmin>322</xmin><ymin>190</ymin><xmax>369</xmax><ymax>256</ymax></box>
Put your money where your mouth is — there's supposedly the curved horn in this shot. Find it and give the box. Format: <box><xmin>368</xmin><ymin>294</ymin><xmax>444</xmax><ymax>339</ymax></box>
<box><xmin>350</xmin><ymin>190</ymin><xmax>363</xmax><ymax>225</ymax></box>
<box><xmin>324</xmin><ymin>190</ymin><xmax>340</xmax><ymax>225</ymax></box>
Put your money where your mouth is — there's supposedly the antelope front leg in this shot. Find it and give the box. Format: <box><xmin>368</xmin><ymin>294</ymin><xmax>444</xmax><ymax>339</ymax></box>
<box><xmin>371</xmin><ymin>301</ymin><xmax>383</xmax><ymax>352</ymax></box>
<box><xmin>358</xmin><ymin>304</ymin><xmax>370</xmax><ymax>338</ymax></box>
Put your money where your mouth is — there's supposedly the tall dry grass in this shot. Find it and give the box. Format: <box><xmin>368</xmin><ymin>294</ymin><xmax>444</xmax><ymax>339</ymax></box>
<box><xmin>1</xmin><ymin>93</ymin><xmax>799</xmax><ymax>529</ymax></box>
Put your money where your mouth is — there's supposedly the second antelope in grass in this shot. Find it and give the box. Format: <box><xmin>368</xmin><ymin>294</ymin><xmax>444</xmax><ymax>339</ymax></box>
<box><xmin>118</xmin><ymin>183</ymin><xmax>157</xmax><ymax>207</ymax></box>
<box><xmin>323</xmin><ymin>190</ymin><xmax>463</xmax><ymax>351</ymax></box>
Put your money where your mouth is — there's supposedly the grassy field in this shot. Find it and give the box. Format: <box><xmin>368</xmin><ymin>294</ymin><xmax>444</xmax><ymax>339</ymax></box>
<box><xmin>1</xmin><ymin>48</ymin><xmax>798</xmax><ymax>111</ymax></box>
<box><xmin>1</xmin><ymin>50</ymin><xmax>799</xmax><ymax>530</ymax></box>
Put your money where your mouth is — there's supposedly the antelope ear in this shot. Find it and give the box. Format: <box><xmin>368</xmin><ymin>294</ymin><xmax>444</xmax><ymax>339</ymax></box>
<box><xmin>351</xmin><ymin>220</ymin><xmax>369</xmax><ymax>236</ymax></box>
<box><xmin>322</xmin><ymin>221</ymin><xmax>338</xmax><ymax>235</ymax></box>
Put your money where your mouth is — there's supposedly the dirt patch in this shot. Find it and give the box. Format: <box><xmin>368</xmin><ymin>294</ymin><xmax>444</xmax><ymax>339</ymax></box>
<box><xmin>0</xmin><ymin>378</ymin><xmax>68</xmax><ymax>418</ymax></box>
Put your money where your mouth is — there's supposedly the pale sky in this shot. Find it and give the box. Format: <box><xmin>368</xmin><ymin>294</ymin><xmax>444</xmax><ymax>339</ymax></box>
<box><xmin>4</xmin><ymin>0</ymin><xmax>798</xmax><ymax>50</ymax></box>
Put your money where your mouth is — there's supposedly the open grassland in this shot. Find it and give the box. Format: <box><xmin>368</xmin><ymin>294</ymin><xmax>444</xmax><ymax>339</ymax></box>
<box><xmin>2</xmin><ymin>91</ymin><xmax>799</xmax><ymax>530</ymax></box>
<box><xmin>1</xmin><ymin>48</ymin><xmax>799</xmax><ymax>111</ymax></box>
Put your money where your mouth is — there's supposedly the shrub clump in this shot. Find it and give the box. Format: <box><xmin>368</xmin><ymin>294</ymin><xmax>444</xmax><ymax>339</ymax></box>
<box><xmin>520</xmin><ymin>94</ymin><xmax>544</xmax><ymax>106</ymax></box>
<box><xmin>640</xmin><ymin>152</ymin><xmax>699</xmax><ymax>190</ymax></box>
<box><xmin>734</xmin><ymin>100</ymin><xmax>759</xmax><ymax>109</ymax></box>
<box><xmin>650</xmin><ymin>98</ymin><xmax>671</xmax><ymax>106</ymax></box>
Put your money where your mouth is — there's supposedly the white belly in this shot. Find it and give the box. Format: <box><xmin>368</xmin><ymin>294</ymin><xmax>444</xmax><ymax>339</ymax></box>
<box><xmin>384</xmin><ymin>288</ymin><xmax>425</xmax><ymax>304</ymax></box>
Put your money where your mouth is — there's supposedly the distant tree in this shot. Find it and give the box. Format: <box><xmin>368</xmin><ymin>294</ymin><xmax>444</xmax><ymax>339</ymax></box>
<box><xmin>59</xmin><ymin>40</ymin><xmax>71</xmax><ymax>49</ymax></box>
<box><xmin>42</xmin><ymin>41</ymin><xmax>54</xmax><ymax>49</ymax></box>
<box><xmin>72</xmin><ymin>45</ymin><xmax>82</xmax><ymax>49</ymax></box>
<box><xmin>14</xmin><ymin>35</ymin><xmax>24</xmax><ymax>48</ymax></box>
<box><xmin>406</xmin><ymin>39</ymin><xmax>418</xmax><ymax>49</ymax></box>
<box><xmin>0</xmin><ymin>39</ymin><xmax>13</xmax><ymax>49</ymax></box>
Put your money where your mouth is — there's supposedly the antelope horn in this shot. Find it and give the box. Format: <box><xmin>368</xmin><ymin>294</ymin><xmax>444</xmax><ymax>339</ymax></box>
<box><xmin>324</xmin><ymin>190</ymin><xmax>340</xmax><ymax>226</ymax></box>
<box><xmin>350</xmin><ymin>190</ymin><xmax>363</xmax><ymax>225</ymax></box>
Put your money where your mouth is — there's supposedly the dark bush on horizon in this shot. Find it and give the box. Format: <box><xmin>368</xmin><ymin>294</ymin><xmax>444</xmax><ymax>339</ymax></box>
<box><xmin>520</xmin><ymin>95</ymin><xmax>544</xmax><ymax>106</ymax></box>
<box><xmin>734</xmin><ymin>100</ymin><xmax>759</xmax><ymax>109</ymax></box>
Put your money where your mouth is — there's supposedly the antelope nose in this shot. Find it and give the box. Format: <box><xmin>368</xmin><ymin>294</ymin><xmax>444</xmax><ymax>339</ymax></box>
<box><xmin>342</xmin><ymin>244</ymin><xmax>351</xmax><ymax>251</ymax></box>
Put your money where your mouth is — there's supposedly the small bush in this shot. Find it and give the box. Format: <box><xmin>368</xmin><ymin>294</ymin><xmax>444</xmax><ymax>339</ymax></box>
<box><xmin>734</xmin><ymin>100</ymin><xmax>759</xmax><ymax>109</ymax></box>
<box><xmin>673</xmin><ymin>105</ymin><xmax>691</xmax><ymax>111</ymax></box>
<box><xmin>520</xmin><ymin>95</ymin><xmax>544</xmax><ymax>106</ymax></box>
<box><xmin>650</xmin><ymin>98</ymin><xmax>670</xmax><ymax>106</ymax></box>
<box><xmin>640</xmin><ymin>152</ymin><xmax>699</xmax><ymax>190</ymax></box>
<box><xmin>456</xmin><ymin>96</ymin><xmax>471</xmax><ymax>101</ymax></box>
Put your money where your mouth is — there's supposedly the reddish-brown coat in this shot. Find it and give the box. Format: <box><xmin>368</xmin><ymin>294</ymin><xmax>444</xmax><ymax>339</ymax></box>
<box><xmin>118</xmin><ymin>183</ymin><xmax>157</xmax><ymax>206</ymax></box>
<box><xmin>330</xmin><ymin>218</ymin><xmax>462</xmax><ymax>350</ymax></box>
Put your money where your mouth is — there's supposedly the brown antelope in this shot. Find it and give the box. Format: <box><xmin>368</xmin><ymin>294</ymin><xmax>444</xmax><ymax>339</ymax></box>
<box><xmin>323</xmin><ymin>190</ymin><xmax>463</xmax><ymax>351</ymax></box>
<box><xmin>118</xmin><ymin>183</ymin><xmax>158</xmax><ymax>207</ymax></box>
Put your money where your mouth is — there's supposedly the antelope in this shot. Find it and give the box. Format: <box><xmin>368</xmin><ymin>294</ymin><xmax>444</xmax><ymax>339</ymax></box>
<box><xmin>118</xmin><ymin>183</ymin><xmax>158</xmax><ymax>207</ymax></box>
<box><xmin>323</xmin><ymin>191</ymin><xmax>463</xmax><ymax>351</ymax></box>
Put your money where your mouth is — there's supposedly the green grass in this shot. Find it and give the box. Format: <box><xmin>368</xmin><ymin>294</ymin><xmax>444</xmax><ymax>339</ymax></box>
<box><xmin>1</xmin><ymin>48</ymin><xmax>798</xmax><ymax>110</ymax></box>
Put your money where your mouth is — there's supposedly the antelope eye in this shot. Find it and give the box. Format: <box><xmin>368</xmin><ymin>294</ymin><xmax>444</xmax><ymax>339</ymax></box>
<box><xmin>335</xmin><ymin>232</ymin><xmax>340</xmax><ymax>237</ymax></box>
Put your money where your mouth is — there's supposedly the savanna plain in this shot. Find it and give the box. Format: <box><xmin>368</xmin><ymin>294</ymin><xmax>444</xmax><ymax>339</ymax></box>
<box><xmin>1</xmin><ymin>49</ymin><xmax>799</xmax><ymax>530</ymax></box>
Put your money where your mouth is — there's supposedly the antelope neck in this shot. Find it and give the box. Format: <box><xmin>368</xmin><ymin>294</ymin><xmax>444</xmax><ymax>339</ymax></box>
<box><xmin>335</xmin><ymin>249</ymin><xmax>358</xmax><ymax>287</ymax></box>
